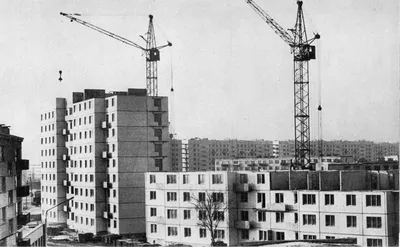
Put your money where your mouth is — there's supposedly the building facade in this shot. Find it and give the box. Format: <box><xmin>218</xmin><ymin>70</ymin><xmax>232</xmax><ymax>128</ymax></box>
<box><xmin>0</xmin><ymin>125</ymin><xmax>30</xmax><ymax>246</ymax></box>
<box><xmin>40</xmin><ymin>89</ymin><xmax>171</xmax><ymax>235</ymax></box>
<box><xmin>188</xmin><ymin>139</ymin><xmax>274</xmax><ymax>171</ymax></box>
<box><xmin>145</xmin><ymin>170</ymin><xmax>398</xmax><ymax>247</ymax></box>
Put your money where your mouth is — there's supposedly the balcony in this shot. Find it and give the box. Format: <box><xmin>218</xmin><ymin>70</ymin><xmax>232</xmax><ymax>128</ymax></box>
<box><xmin>265</xmin><ymin>203</ymin><xmax>286</xmax><ymax>212</ymax></box>
<box><xmin>235</xmin><ymin>220</ymin><xmax>250</xmax><ymax>229</ymax></box>
<box><xmin>101</xmin><ymin>121</ymin><xmax>111</xmax><ymax>129</ymax></box>
<box><xmin>103</xmin><ymin>211</ymin><xmax>113</xmax><ymax>219</ymax></box>
<box><xmin>17</xmin><ymin>185</ymin><xmax>30</xmax><ymax>197</ymax></box>
<box><xmin>63</xmin><ymin>155</ymin><xmax>70</xmax><ymax>161</ymax></box>
<box><xmin>63</xmin><ymin>205</ymin><xmax>71</xmax><ymax>212</ymax></box>
<box><xmin>16</xmin><ymin>160</ymin><xmax>29</xmax><ymax>170</ymax></box>
<box><xmin>17</xmin><ymin>213</ymin><xmax>30</xmax><ymax>226</ymax></box>
<box><xmin>102</xmin><ymin>151</ymin><xmax>112</xmax><ymax>159</ymax></box>
<box><xmin>62</xmin><ymin>128</ymin><xmax>69</xmax><ymax>135</ymax></box>
<box><xmin>63</xmin><ymin>180</ymin><xmax>71</xmax><ymax>187</ymax></box>
<box><xmin>234</xmin><ymin>183</ymin><xmax>252</xmax><ymax>192</ymax></box>
<box><xmin>103</xmin><ymin>181</ymin><xmax>112</xmax><ymax>189</ymax></box>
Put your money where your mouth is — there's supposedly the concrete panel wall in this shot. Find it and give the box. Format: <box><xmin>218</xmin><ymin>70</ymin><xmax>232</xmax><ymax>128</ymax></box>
<box><xmin>119</xmin><ymin>187</ymin><xmax>145</xmax><ymax>203</ymax></box>
<box><xmin>270</xmin><ymin>172</ymin><xmax>289</xmax><ymax>190</ymax></box>
<box><xmin>289</xmin><ymin>171</ymin><xmax>308</xmax><ymax>190</ymax></box>
<box><xmin>320</xmin><ymin>171</ymin><xmax>340</xmax><ymax>191</ymax></box>
<box><xmin>340</xmin><ymin>170</ymin><xmax>367</xmax><ymax>191</ymax></box>
<box><xmin>117</xmin><ymin>173</ymin><xmax>145</xmax><ymax>188</ymax></box>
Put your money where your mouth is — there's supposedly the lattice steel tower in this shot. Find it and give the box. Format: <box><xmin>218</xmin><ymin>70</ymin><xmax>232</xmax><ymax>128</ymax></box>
<box><xmin>246</xmin><ymin>0</ymin><xmax>320</xmax><ymax>168</ymax></box>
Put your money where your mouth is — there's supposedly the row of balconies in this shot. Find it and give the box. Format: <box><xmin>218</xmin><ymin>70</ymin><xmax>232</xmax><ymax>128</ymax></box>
<box><xmin>235</xmin><ymin>220</ymin><xmax>298</xmax><ymax>231</ymax></box>
<box><xmin>62</xmin><ymin>151</ymin><xmax>112</xmax><ymax>161</ymax></box>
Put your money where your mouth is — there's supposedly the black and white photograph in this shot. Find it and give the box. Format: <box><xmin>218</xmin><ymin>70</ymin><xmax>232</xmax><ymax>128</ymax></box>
<box><xmin>0</xmin><ymin>0</ymin><xmax>398</xmax><ymax>246</ymax></box>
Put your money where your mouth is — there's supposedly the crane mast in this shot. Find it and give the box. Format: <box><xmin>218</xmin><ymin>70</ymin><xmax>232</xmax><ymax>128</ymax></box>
<box><xmin>246</xmin><ymin>0</ymin><xmax>320</xmax><ymax>168</ymax></box>
<box><xmin>60</xmin><ymin>13</ymin><xmax>172</xmax><ymax>97</ymax></box>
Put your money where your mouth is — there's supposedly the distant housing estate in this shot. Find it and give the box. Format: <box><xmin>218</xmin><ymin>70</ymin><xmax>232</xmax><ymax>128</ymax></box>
<box><xmin>173</xmin><ymin>138</ymin><xmax>398</xmax><ymax>172</ymax></box>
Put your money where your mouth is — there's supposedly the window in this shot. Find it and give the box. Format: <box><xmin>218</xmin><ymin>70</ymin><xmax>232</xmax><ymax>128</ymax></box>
<box><xmin>259</xmin><ymin>230</ymin><xmax>267</xmax><ymax>241</ymax></box>
<box><xmin>326</xmin><ymin>236</ymin><xmax>335</xmax><ymax>239</ymax></box>
<box><xmin>167</xmin><ymin>227</ymin><xmax>178</xmax><ymax>236</ymax></box>
<box><xmin>276</xmin><ymin>212</ymin><xmax>284</xmax><ymax>223</ymax></box>
<box><xmin>150</xmin><ymin>208</ymin><xmax>157</xmax><ymax>217</ymax></box>
<box><xmin>303</xmin><ymin>235</ymin><xmax>317</xmax><ymax>240</ymax></box>
<box><xmin>167</xmin><ymin>175</ymin><xmax>176</xmax><ymax>184</ymax></box>
<box><xmin>325</xmin><ymin>194</ymin><xmax>334</xmax><ymax>205</ymax></box>
<box><xmin>239</xmin><ymin>174</ymin><xmax>248</xmax><ymax>184</ymax></box>
<box><xmin>212</xmin><ymin>174</ymin><xmax>223</xmax><ymax>184</ymax></box>
<box><xmin>167</xmin><ymin>192</ymin><xmax>177</xmax><ymax>201</ymax></box>
<box><xmin>199</xmin><ymin>192</ymin><xmax>205</xmax><ymax>202</ymax></box>
<box><xmin>258</xmin><ymin>211</ymin><xmax>266</xmax><ymax>222</ymax></box>
<box><xmin>213</xmin><ymin>211</ymin><xmax>224</xmax><ymax>221</ymax></box>
<box><xmin>303</xmin><ymin>214</ymin><xmax>316</xmax><ymax>225</ymax></box>
<box><xmin>200</xmin><ymin>228</ymin><xmax>207</xmax><ymax>238</ymax></box>
<box><xmin>149</xmin><ymin>175</ymin><xmax>156</xmax><ymax>184</ymax></box>
<box><xmin>346</xmin><ymin>194</ymin><xmax>356</xmax><ymax>206</ymax></box>
<box><xmin>184</xmin><ymin>210</ymin><xmax>191</xmax><ymax>219</ymax></box>
<box><xmin>241</xmin><ymin>229</ymin><xmax>249</xmax><ymax>240</ymax></box>
<box><xmin>214</xmin><ymin>230</ymin><xmax>225</xmax><ymax>239</ymax></box>
<box><xmin>366</xmin><ymin>217</ymin><xmax>382</xmax><ymax>228</ymax></box>
<box><xmin>275</xmin><ymin>193</ymin><xmax>284</xmax><ymax>203</ymax></box>
<box><xmin>302</xmin><ymin>194</ymin><xmax>316</xmax><ymax>205</ymax></box>
<box><xmin>183</xmin><ymin>192</ymin><xmax>191</xmax><ymax>202</ymax></box>
<box><xmin>325</xmin><ymin>215</ymin><xmax>335</xmax><ymax>226</ymax></box>
<box><xmin>198</xmin><ymin>174</ymin><xmax>205</xmax><ymax>184</ymax></box>
<box><xmin>199</xmin><ymin>210</ymin><xmax>206</xmax><ymax>220</ymax></box>
<box><xmin>366</xmin><ymin>195</ymin><xmax>381</xmax><ymax>207</ymax></box>
<box><xmin>276</xmin><ymin>232</ymin><xmax>285</xmax><ymax>241</ymax></box>
<box><xmin>240</xmin><ymin>192</ymin><xmax>248</xmax><ymax>202</ymax></box>
<box><xmin>347</xmin><ymin>216</ymin><xmax>357</xmax><ymax>227</ymax></box>
<box><xmin>167</xmin><ymin>209</ymin><xmax>177</xmax><ymax>219</ymax></box>
<box><xmin>257</xmin><ymin>174</ymin><xmax>265</xmax><ymax>184</ymax></box>
<box><xmin>184</xmin><ymin>227</ymin><xmax>191</xmax><ymax>237</ymax></box>
<box><xmin>150</xmin><ymin>191</ymin><xmax>156</xmax><ymax>200</ymax></box>
<box><xmin>240</xmin><ymin>211</ymin><xmax>249</xmax><ymax>221</ymax></box>
<box><xmin>212</xmin><ymin>192</ymin><xmax>224</xmax><ymax>203</ymax></box>
<box><xmin>183</xmin><ymin>174</ymin><xmax>189</xmax><ymax>184</ymax></box>
<box><xmin>367</xmin><ymin>238</ymin><xmax>383</xmax><ymax>247</ymax></box>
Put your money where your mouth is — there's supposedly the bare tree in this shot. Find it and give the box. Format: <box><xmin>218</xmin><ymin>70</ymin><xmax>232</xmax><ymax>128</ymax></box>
<box><xmin>190</xmin><ymin>191</ymin><xmax>229</xmax><ymax>246</ymax></box>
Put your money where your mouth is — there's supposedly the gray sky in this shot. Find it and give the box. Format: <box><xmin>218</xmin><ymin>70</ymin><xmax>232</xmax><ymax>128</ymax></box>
<box><xmin>0</xmin><ymin>0</ymin><xmax>398</xmax><ymax>164</ymax></box>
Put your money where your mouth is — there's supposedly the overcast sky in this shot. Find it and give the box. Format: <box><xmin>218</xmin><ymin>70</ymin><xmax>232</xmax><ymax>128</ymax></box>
<box><xmin>0</xmin><ymin>0</ymin><xmax>398</xmax><ymax>164</ymax></box>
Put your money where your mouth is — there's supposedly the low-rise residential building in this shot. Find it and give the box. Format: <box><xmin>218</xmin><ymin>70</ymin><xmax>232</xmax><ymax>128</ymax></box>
<box><xmin>17</xmin><ymin>222</ymin><xmax>45</xmax><ymax>247</ymax></box>
<box><xmin>145</xmin><ymin>170</ymin><xmax>398</xmax><ymax>247</ymax></box>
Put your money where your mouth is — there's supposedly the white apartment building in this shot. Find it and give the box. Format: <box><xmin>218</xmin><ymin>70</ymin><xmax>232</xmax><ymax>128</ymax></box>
<box><xmin>40</xmin><ymin>89</ymin><xmax>171</xmax><ymax>236</ymax></box>
<box><xmin>145</xmin><ymin>170</ymin><xmax>398</xmax><ymax>247</ymax></box>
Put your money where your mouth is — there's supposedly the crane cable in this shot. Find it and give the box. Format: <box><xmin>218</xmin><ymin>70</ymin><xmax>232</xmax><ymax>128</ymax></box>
<box><xmin>169</xmin><ymin>48</ymin><xmax>176</xmax><ymax>138</ymax></box>
<box><xmin>316</xmin><ymin>38</ymin><xmax>323</xmax><ymax>161</ymax></box>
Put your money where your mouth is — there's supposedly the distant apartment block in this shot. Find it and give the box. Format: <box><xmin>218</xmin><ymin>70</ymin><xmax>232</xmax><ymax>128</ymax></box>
<box><xmin>215</xmin><ymin>156</ymin><xmax>341</xmax><ymax>171</ymax></box>
<box><xmin>0</xmin><ymin>125</ymin><xmax>30</xmax><ymax>246</ymax></box>
<box><xmin>170</xmin><ymin>139</ymin><xmax>182</xmax><ymax>172</ymax></box>
<box><xmin>40</xmin><ymin>88</ymin><xmax>171</xmax><ymax>236</ymax></box>
<box><xmin>145</xmin><ymin>170</ymin><xmax>398</xmax><ymax>247</ymax></box>
<box><xmin>188</xmin><ymin>139</ymin><xmax>273</xmax><ymax>171</ymax></box>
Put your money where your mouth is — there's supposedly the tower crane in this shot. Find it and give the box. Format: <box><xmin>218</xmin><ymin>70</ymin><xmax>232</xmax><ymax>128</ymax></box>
<box><xmin>60</xmin><ymin>13</ymin><xmax>172</xmax><ymax>96</ymax></box>
<box><xmin>245</xmin><ymin>0</ymin><xmax>320</xmax><ymax>169</ymax></box>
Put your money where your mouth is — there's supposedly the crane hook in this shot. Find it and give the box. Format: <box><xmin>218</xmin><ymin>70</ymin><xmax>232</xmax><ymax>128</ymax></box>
<box><xmin>59</xmin><ymin>70</ymin><xmax>63</xmax><ymax>82</ymax></box>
